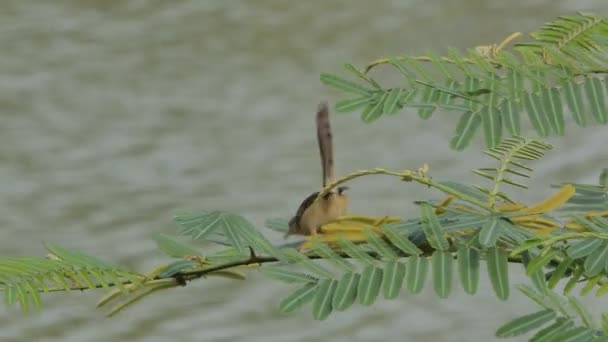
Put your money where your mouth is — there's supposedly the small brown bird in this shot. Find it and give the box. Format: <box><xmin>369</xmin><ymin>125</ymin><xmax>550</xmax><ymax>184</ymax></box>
<box><xmin>286</xmin><ymin>102</ymin><xmax>349</xmax><ymax>237</ymax></box>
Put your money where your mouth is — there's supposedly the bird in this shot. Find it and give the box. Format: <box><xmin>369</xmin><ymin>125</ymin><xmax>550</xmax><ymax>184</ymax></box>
<box><xmin>285</xmin><ymin>101</ymin><xmax>349</xmax><ymax>237</ymax></box>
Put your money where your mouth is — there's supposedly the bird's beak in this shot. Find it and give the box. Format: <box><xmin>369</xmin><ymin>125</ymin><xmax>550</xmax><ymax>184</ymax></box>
<box><xmin>337</xmin><ymin>186</ymin><xmax>349</xmax><ymax>194</ymax></box>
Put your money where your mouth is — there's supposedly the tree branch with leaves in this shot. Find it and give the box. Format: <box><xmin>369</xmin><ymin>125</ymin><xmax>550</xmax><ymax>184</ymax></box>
<box><xmin>2</xmin><ymin>12</ymin><xmax>608</xmax><ymax>342</ymax></box>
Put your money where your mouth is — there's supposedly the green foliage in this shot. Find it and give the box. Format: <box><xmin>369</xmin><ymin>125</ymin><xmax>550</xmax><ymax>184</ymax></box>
<box><xmin>473</xmin><ymin>136</ymin><xmax>552</xmax><ymax>192</ymax></box>
<box><xmin>1</xmin><ymin>12</ymin><xmax>608</xmax><ymax>342</ymax></box>
<box><xmin>555</xmin><ymin>171</ymin><xmax>608</xmax><ymax>214</ymax></box>
<box><xmin>495</xmin><ymin>286</ymin><xmax>601</xmax><ymax>340</ymax></box>
<box><xmin>321</xmin><ymin>13</ymin><xmax>608</xmax><ymax>150</ymax></box>
<box><xmin>457</xmin><ymin>244</ymin><xmax>480</xmax><ymax>294</ymax></box>
<box><xmin>0</xmin><ymin>243</ymin><xmax>144</xmax><ymax>313</ymax></box>
<box><xmin>487</xmin><ymin>247</ymin><xmax>510</xmax><ymax>300</ymax></box>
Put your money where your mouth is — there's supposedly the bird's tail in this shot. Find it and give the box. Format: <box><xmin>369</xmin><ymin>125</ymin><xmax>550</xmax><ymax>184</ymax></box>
<box><xmin>316</xmin><ymin>102</ymin><xmax>334</xmax><ymax>187</ymax></box>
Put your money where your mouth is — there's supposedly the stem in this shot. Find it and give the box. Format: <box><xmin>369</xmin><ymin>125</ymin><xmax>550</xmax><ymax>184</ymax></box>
<box><xmin>488</xmin><ymin>156</ymin><xmax>510</xmax><ymax>209</ymax></box>
<box><xmin>2</xmin><ymin>240</ymin><xmax>574</xmax><ymax>294</ymax></box>
<box><xmin>316</xmin><ymin>168</ymin><xmax>492</xmax><ymax>211</ymax></box>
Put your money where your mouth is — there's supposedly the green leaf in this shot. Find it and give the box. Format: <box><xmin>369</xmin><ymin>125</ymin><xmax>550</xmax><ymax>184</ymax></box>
<box><xmin>510</xmin><ymin>238</ymin><xmax>545</xmax><ymax>256</ymax></box>
<box><xmin>364</xmin><ymin>229</ymin><xmax>398</xmax><ymax>259</ymax></box>
<box><xmin>398</xmin><ymin>89</ymin><xmax>418</xmax><ymax>108</ymax></box>
<box><xmin>312</xmin><ymin>279</ymin><xmax>337</xmax><ymax>320</ymax></box>
<box><xmin>383</xmin><ymin>88</ymin><xmax>404</xmax><ymax>114</ymax></box>
<box><xmin>24</xmin><ymin>283</ymin><xmax>42</xmax><ymax>311</ymax></box>
<box><xmin>438</xmin><ymin>79</ymin><xmax>461</xmax><ymax>104</ymax></box>
<box><xmin>568</xmin><ymin>296</ymin><xmax>594</xmax><ymax>328</ymax></box>
<box><xmin>44</xmin><ymin>243</ymin><xmax>121</xmax><ymax>269</ymax></box>
<box><xmin>382</xmin><ymin>261</ymin><xmax>406</xmax><ymax>299</ymax></box>
<box><xmin>500</xmin><ymin>98</ymin><xmax>521</xmax><ymax>136</ymax></box>
<box><xmin>548</xmin><ymin>258</ymin><xmax>573</xmax><ymax>289</ymax></box>
<box><xmin>457</xmin><ymin>245</ymin><xmax>479</xmax><ymax>295</ymax></box>
<box><xmin>564</xmin><ymin>267</ymin><xmax>584</xmax><ymax>295</ymax></box>
<box><xmin>310</xmin><ymin>240</ymin><xmax>354</xmax><ymax>271</ymax></box>
<box><xmin>416</xmin><ymin>79</ymin><xmax>473</xmax><ymax>102</ymax></box>
<box><xmin>584</xmin><ymin>241</ymin><xmax>608</xmax><ymax>276</ymax></box>
<box><xmin>515</xmin><ymin>284</ymin><xmax>553</xmax><ymax>309</ymax></box>
<box><xmin>567</xmin><ymin>238</ymin><xmax>604</xmax><ymax>259</ymax></box>
<box><xmin>264</xmin><ymin>217</ymin><xmax>289</xmax><ymax>232</ymax></box>
<box><xmin>551</xmin><ymin>327</ymin><xmax>594</xmax><ymax>342</ymax></box>
<box><xmin>450</xmin><ymin>111</ymin><xmax>482</xmax><ymax>151</ymax></box>
<box><xmin>523</xmin><ymin>91</ymin><xmax>550</xmax><ymax>137</ymax></box>
<box><xmin>406</xmin><ymin>255</ymin><xmax>428</xmax><ymax>294</ymax></box>
<box><xmin>14</xmin><ymin>284</ymin><xmax>28</xmax><ymax>312</ymax></box>
<box><xmin>158</xmin><ymin>260</ymin><xmax>197</xmax><ymax>278</ymax></box>
<box><xmin>541</xmin><ymin>87</ymin><xmax>565</xmax><ymax>135</ymax></box>
<box><xmin>283</xmin><ymin>249</ymin><xmax>334</xmax><ymax>278</ymax></box>
<box><xmin>530</xmin><ymin>318</ymin><xmax>574</xmax><ymax>342</ymax></box>
<box><xmin>279</xmin><ymin>283</ymin><xmax>318</xmax><ymax>314</ymax></box>
<box><xmin>259</xmin><ymin>267</ymin><xmax>317</xmax><ymax>284</ymax></box>
<box><xmin>441</xmin><ymin>214</ymin><xmax>489</xmax><ymax>233</ymax></box>
<box><xmin>464</xmin><ymin>75</ymin><xmax>482</xmax><ymax>110</ymax></box>
<box><xmin>343</xmin><ymin>63</ymin><xmax>381</xmax><ymax>88</ymax></box>
<box><xmin>360</xmin><ymin>92</ymin><xmax>387</xmax><ymax>123</ymax></box>
<box><xmin>332</xmin><ymin>272</ymin><xmax>360</xmax><ymax>311</ymax></box>
<box><xmin>438</xmin><ymin>182</ymin><xmax>490</xmax><ymax>201</ymax></box>
<box><xmin>381</xmin><ymin>224</ymin><xmax>422</xmax><ymax>255</ymax></box>
<box><xmin>600</xmin><ymin>168</ymin><xmax>608</xmax><ymax>188</ymax></box>
<box><xmin>487</xmin><ymin>247</ymin><xmax>510</xmax><ymax>300</ymax></box>
<box><xmin>506</xmin><ymin>69</ymin><xmax>523</xmax><ymax>103</ymax></box>
<box><xmin>417</xmin><ymin>86</ymin><xmax>440</xmax><ymax>119</ymax></box>
<box><xmin>336</xmin><ymin>237</ymin><xmax>377</xmax><ymax>266</ymax></box>
<box><xmin>478</xmin><ymin>216</ymin><xmax>505</xmax><ymax>248</ymax></box>
<box><xmin>175</xmin><ymin>211</ymin><xmax>231</xmax><ymax>243</ymax></box>
<box><xmin>228</xmin><ymin>215</ymin><xmax>287</xmax><ymax>262</ymax></box>
<box><xmin>522</xmin><ymin>251</ymin><xmax>548</xmax><ymax>293</ymax></box>
<box><xmin>320</xmin><ymin>73</ymin><xmax>372</xmax><ymax>96</ymax></box>
<box><xmin>495</xmin><ymin>309</ymin><xmax>556</xmax><ymax>338</ymax></box>
<box><xmin>420</xmin><ymin>203</ymin><xmax>450</xmax><ymax>251</ymax></box>
<box><xmin>581</xmin><ymin>274</ymin><xmax>602</xmax><ymax>296</ymax></box>
<box><xmin>175</xmin><ymin>211</ymin><xmax>275</xmax><ymax>256</ymax></box>
<box><xmin>585</xmin><ymin>76</ymin><xmax>607</xmax><ymax>124</ymax></box>
<box><xmin>358</xmin><ymin>265</ymin><xmax>383</xmax><ymax>306</ymax></box>
<box><xmin>153</xmin><ymin>234</ymin><xmax>202</xmax><ymax>258</ymax></box>
<box><xmin>483</xmin><ymin>72</ymin><xmax>498</xmax><ymax>108</ymax></box>
<box><xmin>526</xmin><ymin>248</ymin><xmax>562</xmax><ymax>276</ymax></box>
<box><xmin>481</xmin><ymin>105</ymin><xmax>502</xmax><ymax>148</ymax></box>
<box><xmin>562</xmin><ymin>78</ymin><xmax>586</xmax><ymax>126</ymax></box>
<box><xmin>432</xmin><ymin>251</ymin><xmax>453</xmax><ymax>298</ymax></box>
<box><xmin>335</xmin><ymin>96</ymin><xmax>374</xmax><ymax>113</ymax></box>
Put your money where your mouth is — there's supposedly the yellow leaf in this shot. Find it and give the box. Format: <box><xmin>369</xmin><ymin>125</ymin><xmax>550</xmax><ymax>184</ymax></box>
<box><xmin>296</xmin><ymin>215</ymin><xmax>397</xmax><ymax>250</ymax></box>
<box><xmin>517</xmin><ymin>184</ymin><xmax>575</xmax><ymax>214</ymax></box>
<box><xmin>434</xmin><ymin>196</ymin><xmax>455</xmax><ymax>215</ymax></box>
<box><xmin>563</xmin><ymin>221</ymin><xmax>586</xmax><ymax>232</ymax></box>
<box><xmin>298</xmin><ymin>230</ymin><xmax>369</xmax><ymax>250</ymax></box>
<box><xmin>333</xmin><ymin>215</ymin><xmax>401</xmax><ymax>225</ymax></box>
<box><xmin>585</xmin><ymin>211</ymin><xmax>608</xmax><ymax>219</ymax></box>
<box><xmin>563</xmin><ymin>211</ymin><xmax>608</xmax><ymax>232</ymax></box>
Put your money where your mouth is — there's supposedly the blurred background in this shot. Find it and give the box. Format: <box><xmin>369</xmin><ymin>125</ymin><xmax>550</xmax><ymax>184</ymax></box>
<box><xmin>1</xmin><ymin>1</ymin><xmax>608</xmax><ymax>341</ymax></box>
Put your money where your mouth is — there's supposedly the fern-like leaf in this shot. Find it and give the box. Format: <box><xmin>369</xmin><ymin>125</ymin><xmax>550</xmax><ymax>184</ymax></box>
<box><xmin>323</xmin><ymin>13</ymin><xmax>608</xmax><ymax>151</ymax></box>
<box><xmin>473</xmin><ymin>137</ymin><xmax>552</xmax><ymax>207</ymax></box>
<box><xmin>0</xmin><ymin>245</ymin><xmax>144</xmax><ymax>312</ymax></box>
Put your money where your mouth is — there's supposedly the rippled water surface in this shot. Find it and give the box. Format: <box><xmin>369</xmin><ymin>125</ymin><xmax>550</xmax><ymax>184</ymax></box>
<box><xmin>1</xmin><ymin>1</ymin><xmax>608</xmax><ymax>341</ymax></box>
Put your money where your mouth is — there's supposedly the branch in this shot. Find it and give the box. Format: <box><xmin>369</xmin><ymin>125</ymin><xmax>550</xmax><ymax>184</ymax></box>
<box><xmin>315</xmin><ymin>167</ymin><xmax>493</xmax><ymax>211</ymax></box>
<box><xmin>178</xmin><ymin>244</ymin><xmax>530</xmax><ymax>283</ymax></box>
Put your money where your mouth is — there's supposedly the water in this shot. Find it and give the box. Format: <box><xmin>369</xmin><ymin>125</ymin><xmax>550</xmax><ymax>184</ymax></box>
<box><xmin>1</xmin><ymin>1</ymin><xmax>607</xmax><ymax>341</ymax></box>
